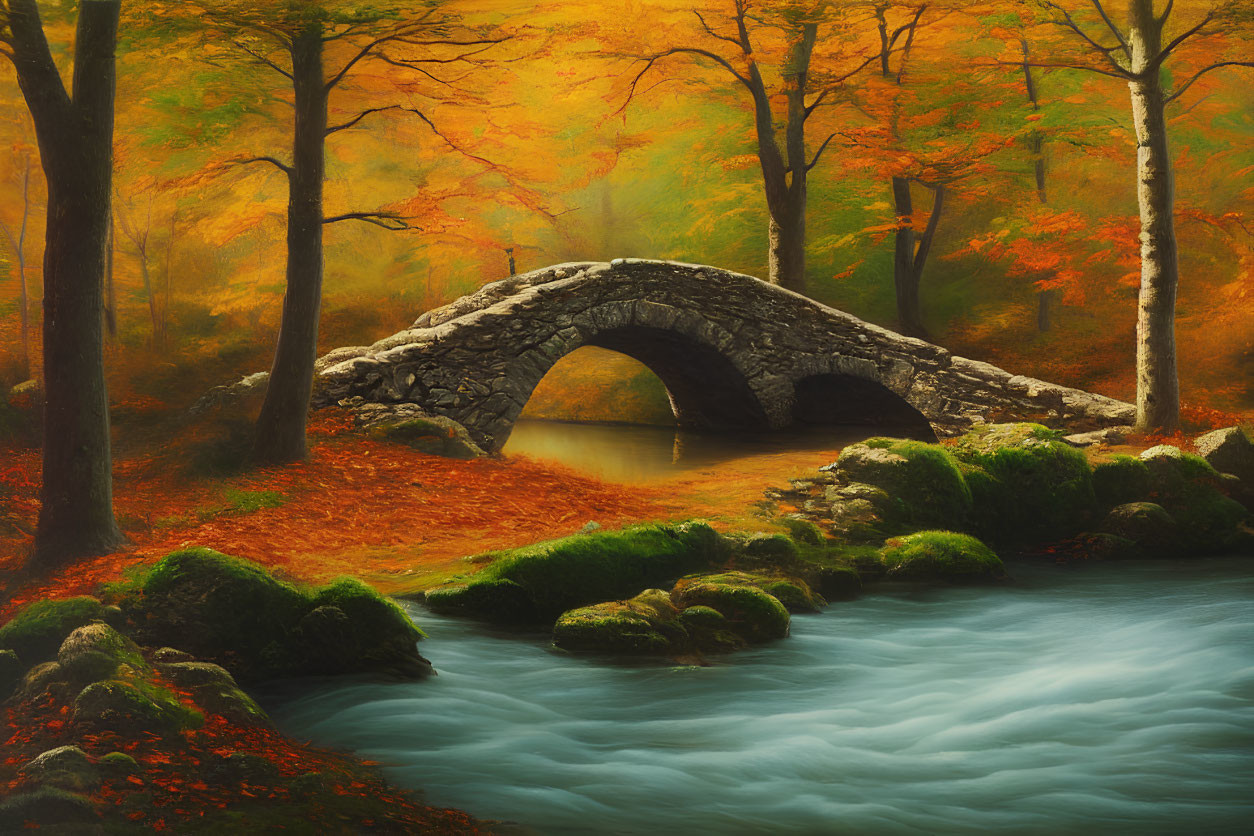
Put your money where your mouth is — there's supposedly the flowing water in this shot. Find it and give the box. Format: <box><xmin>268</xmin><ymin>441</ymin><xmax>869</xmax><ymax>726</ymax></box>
<box><xmin>267</xmin><ymin>558</ymin><xmax>1254</xmax><ymax>835</ymax></box>
<box><xmin>501</xmin><ymin>419</ymin><xmax>900</xmax><ymax>481</ymax></box>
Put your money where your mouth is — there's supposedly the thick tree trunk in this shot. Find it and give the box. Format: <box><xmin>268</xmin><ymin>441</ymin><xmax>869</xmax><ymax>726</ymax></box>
<box><xmin>105</xmin><ymin>217</ymin><xmax>117</xmax><ymax>339</ymax></box>
<box><xmin>7</xmin><ymin>0</ymin><xmax>124</xmax><ymax>565</ymax></box>
<box><xmin>892</xmin><ymin>178</ymin><xmax>945</xmax><ymax>341</ymax></box>
<box><xmin>1128</xmin><ymin>0</ymin><xmax>1179</xmax><ymax>433</ymax></box>
<box><xmin>252</xmin><ymin>24</ymin><xmax>327</xmax><ymax>464</ymax></box>
<box><xmin>767</xmin><ymin>210</ymin><xmax>806</xmax><ymax>293</ymax></box>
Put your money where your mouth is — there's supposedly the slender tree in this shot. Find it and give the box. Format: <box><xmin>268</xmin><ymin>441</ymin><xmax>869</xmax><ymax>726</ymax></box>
<box><xmin>0</xmin><ymin>155</ymin><xmax>32</xmax><ymax>379</ymax></box>
<box><xmin>0</xmin><ymin>0</ymin><xmax>124</xmax><ymax>564</ymax></box>
<box><xmin>176</xmin><ymin>1</ymin><xmax>513</xmax><ymax>464</ymax></box>
<box><xmin>621</xmin><ymin>1</ymin><xmax>879</xmax><ymax>294</ymax></box>
<box><xmin>1020</xmin><ymin>0</ymin><xmax>1253</xmax><ymax>432</ymax></box>
<box><xmin>114</xmin><ymin>190</ymin><xmax>169</xmax><ymax>348</ymax></box>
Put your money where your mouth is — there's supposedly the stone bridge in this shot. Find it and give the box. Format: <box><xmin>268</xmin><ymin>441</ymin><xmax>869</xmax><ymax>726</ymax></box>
<box><xmin>309</xmin><ymin>259</ymin><xmax>1134</xmax><ymax>452</ymax></box>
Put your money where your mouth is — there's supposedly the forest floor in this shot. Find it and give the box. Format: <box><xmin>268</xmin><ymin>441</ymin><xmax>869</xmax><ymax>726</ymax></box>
<box><xmin>0</xmin><ymin>409</ymin><xmax>1242</xmax><ymax>832</ymax></box>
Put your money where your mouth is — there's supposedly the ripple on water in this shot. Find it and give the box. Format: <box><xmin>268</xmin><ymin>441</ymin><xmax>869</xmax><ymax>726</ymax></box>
<box><xmin>264</xmin><ymin>558</ymin><xmax>1254</xmax><ymax>835</ymax></box>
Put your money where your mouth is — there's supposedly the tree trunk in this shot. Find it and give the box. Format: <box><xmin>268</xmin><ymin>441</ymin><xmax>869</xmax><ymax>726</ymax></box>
<box><xmin>767</xmin><ymin>210</ymin><xmax>806</xmax><ymax>293</ymax></box>
<box><xmin>105</xmin><ymin>217</ymin><xmax>117</xmax><ymax>339</ymax></box>
<box><xmin>252</xmin><ymin>24</ymin><xmax>327</xmax><ymax>464</ymax></box>
<box><xmin>1037</xmin><ymin>288</ymin><xmax>1054</xmax><ymax>331</ymax></box>
<box><xmin>891</xmin><ymin>177</ymin><xmax>925</xmax><ymax>338</ymax></box>
<box><xmin>7</xmin><ymin>0</ymin><xmax>124</xmax><ymax>565</ymax></box>
<box><xmin>1128</xmin><ymin>0</ymin><xmax>1179</xmax><ymax>433</ymax></box>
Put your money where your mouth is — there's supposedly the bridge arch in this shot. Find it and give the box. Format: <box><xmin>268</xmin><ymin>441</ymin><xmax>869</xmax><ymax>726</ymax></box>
<box><xmin>309</xmin><ymin>259</ymin><xmax>1135</xmax><ymax>451</ymax></box>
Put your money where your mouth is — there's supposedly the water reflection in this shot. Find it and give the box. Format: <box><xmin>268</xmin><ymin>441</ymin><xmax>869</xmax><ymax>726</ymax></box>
<box><xmin>501</xmin><ymin>419</ymin><xmax>888</xmax><ymax>482</ymax></box>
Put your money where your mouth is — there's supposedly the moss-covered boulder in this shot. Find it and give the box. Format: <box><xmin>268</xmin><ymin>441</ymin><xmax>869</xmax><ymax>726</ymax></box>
<box><xmin>830</xmin><ymin>439</ymin><xmax>972</xmax><ymax>533</ymax></box>
<box><xmin>0</xmin><ymin>597</ymin><xmax>105</xmax><ymax>666</ymax></box>
<box><xmin>57</xmin><ymin>623</ymin><xmax>149</xmax><ymax>686</ymax></box>
<box><xmin>1098</xmin><ymin>502</ymin><xmax>1179</xmax><ymax>557</ymax></box>
<box><xmin>157</xmin><ymin>661</ymin><xmax>271</xmax><ymax>728</ymax></box>
<box><xmin>1065</xmin><ymin>532</ymin><xmax>1146</xmax><ymax>562</ymax></box>
<box><xmin>18</xmin><ymin>746</ymin><xmax>100</xmax><ymax>793</ymax></box>
<box><xmin>1093</xmin><ymin>455</ymin><xmax>1154</xmax><ymax>509</ymax></box>
<box><xmin>72</xmin><ymin>679</ymin><xmax>203</xmax><ymax>736</ymax></box>
<box><xmin>1134</xmin><ymin>446</ymin><xmax>1252</xmax><ymax>555</ymax></box>
<box><xmin>121</xmin><ymin>549</ymin><xmax>431</xmax><ymax>682</ymax></box>
<box><xmin>780</xmin><ymin>517</ymin><xmax>825</xmax><ymax>546</ymax></box>
<box><xmin>98</xmin><ymin>752</ymin><xmax>140</xmax><ymax>778</ymax></box>
<box><xmin>425</xmin><ymin>522</ymin><xmax>725</xmax><ymax>624</ymax></box>
<box><xmin>879</xmin><ymin>531</ymin><xmax>1005</xmax><ymax>582</ymax></box>
<box><xmin>672</xmin><ymin>577</ymin><xmax>790</xmax><ymax>643</ymax></box>
<box><xmin>1195</xmin><ymin>427</ymin><xmax>1254</xmax><ymax>507</ymax></box>
<box><xmin>953</xmin><ymin>423</ymin><xmax>1095</xmax><ymax>547</ymax></box>
<box><xmin>675</xmin><ymin>570</ymin><xmax>824</xmax><ymax>614</ymax></box>
<box><xmin>1139</xmin><ymin>445</ymin><xmax>1221</xmax><ymax>493</ymax></box>
<box><xmin>297</xmin><ymin>578</ymin><xmax>430</xmax><ymax>678</ymax></box>
<box><xmin>553</xmin><ymin>590</ymin><xmax>686</xmax><ymax>655</ymax></box>
<box><xmin>370</xmin><ymin>415</ymin><xmax>485</xmax><ymax>459</ymax></box>
<box><xmin>0</xmin><ymin>787</ymin><xmax>98</xmax><ymax>831</ymax></box>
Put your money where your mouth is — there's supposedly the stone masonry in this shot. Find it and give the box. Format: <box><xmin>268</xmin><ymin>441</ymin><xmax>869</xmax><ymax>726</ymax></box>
<box><xmin>293</xmin><ymin>259</ymin><xmax>1135</xmax><ymax>452</ymax></box>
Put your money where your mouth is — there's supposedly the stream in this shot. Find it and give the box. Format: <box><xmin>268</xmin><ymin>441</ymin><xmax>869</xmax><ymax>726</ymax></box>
<box><xmin>266</xmin><ymin>558</ymin><xmax>1254</xmax><ymax>835</ymax></box>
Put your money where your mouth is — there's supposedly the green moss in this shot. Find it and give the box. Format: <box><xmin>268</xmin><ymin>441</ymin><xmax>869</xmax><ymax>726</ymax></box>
<box><xmin>98</xmin><ymin>752</ymin><xmax>140</xmax><ymax>776</ymax></box>
<box><xmin>553</xmin><ymin>601</ymin><xmax>679</xmax><ymax>655</ymax></box>
<box><xmin>223</xmin><ymin>488</ymin><xmax>287</xmax><ymax>513</ymax></box>
<box><xmin>879</xmin><ymin>531</ymin><xmax>1005</xmax><ymax>582</ymax></box>
<box><xmin>1093</xmin><ymin>455</ymin><xmax>1153</xmax><ymax>509</ymax></box>
<box><xmin>1168</xmin><ymin>489</ymin><xmax>1250</xmax><ymax>554</ymax></box>
<box><xmin>679</xmin><ymin>570</ymin><xmax>824</xmax><ymax>613</ymax></box>
<box><xmin>953</xmin><ymin>426</ymin><xmax>1095</xmax><ymax>547</ymax></box>
<box><xmin>0</xmin><ymin>597</ymin><xmax>105</xmax><ymax>666</ymax></box>
<box><xmin>434</xmin><ymin>522</ymin><xmax>725</xmax><ymax>623</ymax></box>
<box><xmin>673</xmin><ymin>579</ymin><xmax>790</xmax><ymax>643</ymax></box>
<box><xmin>372</xmin><ymin>417</ymin><xmax>483</xmax><ymax>459</ymax></box>
<box><xmin>72</xmin><ymin>679</ymin><xmax>203</xmax><ymax>735</ymax></box>
<box><xmin>424</xmin><ymin>579</ymin><xmax>536</xmax><ymax>622</ymax></box>
<box><xmin>740</xmin><ymin>533</ymin><xmax>801</xmax><ymax>565</ymax></box>
<box><xmin>780</xmin><ymin>517</ymin><xmax>825</xmax><ymax>545</ymax></box>
<box><xmin>314</xmin><ymin>578</ymin><xmax>425</xmax><ymax>641</ymax></box>
<box><xmin>836</xmin><ymin>438</ymin><xmax>973</xmax><ymax>532</ymax></box>
<box><xmin>677</xmin><ymin>605</ymin><xmax>726</xmax><ymax>629</ymax></box>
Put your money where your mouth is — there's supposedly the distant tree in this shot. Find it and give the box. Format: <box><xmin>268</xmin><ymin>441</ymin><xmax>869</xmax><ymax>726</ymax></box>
<box><xmin>0</xmin><ymin>155</ymin><xmax>32</xmax><ymax>379</ymax></box>
<box><xmin>0</xmin><ymin>0</ymin><xmax>124</xmax><ymax>564</ymax></box>
<box><xmin>175</xmin><ymin>1</ymin><xmax>512</xmax><ymax>464</ymax></box>
<box><xmin>113</xmin><ymin>189</ymin><xmax>173</xmax><ymax>348</ymax></box>
<box><xmin>1019</xmin><ymin>0</ymin><xmax>1253</xmax><ymax>432</ymax></box>
<box><xmin>619</xmin><ymin>0</ymin><xmax>880</xmax><ymax>295</ymax></box>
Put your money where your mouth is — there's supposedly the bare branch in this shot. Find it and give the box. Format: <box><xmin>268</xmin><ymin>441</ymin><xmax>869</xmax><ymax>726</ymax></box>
<box><xmin>806</xmin><ymin>132</ymin><xmax>838</xmax><ymax>171</ymax></box>
<box><xmin>1038</xmin><ymin>0</ymin><xmax>1130</xmax><ymax>73</ymax></box>
<box><xmin>1088</xmin><ymin>0</ymin><xmax>1130</xmax><ymax>59</ymax></box>
<box><xmin>693</xmin><ymin>10</ymin><xmax>743</xmax><ymax>49</ymax></box>
<box><xmin>326</xmin><ymin>105</ymin><xmax>401</xmax><ymax>135</ymax></box>
<box><xmin>235</xmin><ymin>155</ymin><xmax>293</xmax><ymax>177</ymax></box>
<box><xmin>804</xmin><ymin>53</ymin><xmax>881</xmax><ymax>118</ymax></box>
<box><xmin>1157</xmin><ymin>0</ymin><xmax>1175</xmax><ymax>26</ymax></box>
<box><xmin>322</xmin><ymin>211</ymin><xmax>418</xmax><ymax>230</ymax></box>
<box><xmin>618</xmin><ymin>47</ymin><xmax>752</xmax><ymax>117</ymax></box>
<box><xmin>1164</xmin><ymin>60</ymin><xmax>1254</xmax><ymax>104</ymax></box>
<box><xmin>992</xmin><ymin>59</ymin><xmax>1132</xmax><ymax>80</ymax></box>
<box><xmin>230</xmin><ymin>38</ymin><xmax>292</xmax><ymax>80</ymax></box>
<box><xmin>1153</xmin><ymin>11</ymin><xmax>1214</xmax><ymax>68</ymax></box>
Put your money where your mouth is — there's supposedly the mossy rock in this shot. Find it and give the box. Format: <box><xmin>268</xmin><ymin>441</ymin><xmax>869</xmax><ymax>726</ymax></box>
<box><xmin>370</xmin><ymin>416</ymin><xmax>485</xmax><ymax>459</ymax></box>
<box><xmin>0</xmin><ymin>788</ymin><xmax>98</xmax><ymax>830</ymax></box>
<box><xmin>1139</xmin><ymin>445</ymin><xmax>1222</xmax><ymax>495</ymax></box>
<box><xmin>879</xmin><ymin>531</ymin><xmax>1005</xmax><ymax>582</ymax></box>
<box><xmin>57</xmin><ymin>623</ymin><xmax>149</xmax><ymax>686</ymax></box>
<box><xmin>18</xmin><ymin>746</ymin><xmax>100</xmax><ymax>793</ymax></box>
<box><xmin>553</xmin><ymin>592</ymin><xmax>684</xmax><ymax>655</ymax></box>
<box><xmin>780</xmin><ymin>517</ymin><xmax>825</xmax><ymax>546</ymax></box>
<box><xmin>811</xmin><ymin>566</ymin><xmax>863</xmax><ymax>601</ymax></box>
<box><xmin>430</xmin><ymin>522</ymin><xmax>725</xmax><ymax>624</ymax></box>
<box><xmin>157</xmin><ymin>661</ymin><xmax>272</xmax><ymax>728</ymax></box>
<box><xmin>953</xmin><ymin>423</ymin><xmax>1095</xmax><ymax>547</ymax></box>
<box><xmin>124</xmin><ymin>549</ymin><xmax>429</xmax><ymax>682</ymax></box>
<box><xmin>0</xmin><ymin>597</ymin><xmax>105</xmax><ymax>666</ymax></box>
<box><xmin>126</xmin><ymin>548</ymin><xmax>307</xmax><ymax>680</ymax></box>
<box><xmin>832</xmin><ymin>439</ymin><xmax>972</xmax><ymax>532</ymax></box>
<box><xmin>1093</xmin><ymin>455</ymin><xmax>1153</xmax><ymax>509</ymax></box>
<box><xmin>98</xmin><ymin>752</ymin><xmax>140</xmax><ymax>777</ymax></box>
<box><xmin>739</xmin><ymin>533</ymin><xmax>801</xmax><ymax>566</ymax></box>
<box><xmin>1098</xmin><ymin>502</ymin><xmax>1179</xmax><ymax>557</ymax></box>
<box><xmin>672</xmin><ymin>578</ymin><xmax>790</xmax><ymax>643</ymax></box>
<box><xmin>300</xmin><ymin>578</ymin><xmax>431</xmax><ymax>677</ymax></box>
<box><xmin>424</xmin><ymin>579</ymin><xmax>537</xmax><ymax>623</ymax></box>
<box><xmin>73</xmin><ymin>679</ymin><xmax>203</xmax><ymax>736</ymax></box>
<box><xmin>1167</xmin><ymin>488</ymin><xmax>1251</xmax><ymax>555</ymax></box>
<box><xmin>676</xmin><ymin>571</ymin><xmax>823</xmax><ymax>614</ymax></box>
